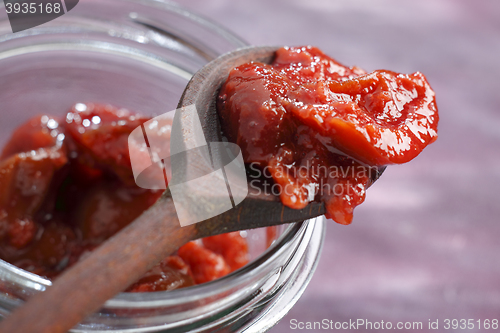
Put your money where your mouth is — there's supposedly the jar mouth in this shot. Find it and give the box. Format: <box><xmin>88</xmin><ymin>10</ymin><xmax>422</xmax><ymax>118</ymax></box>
<box><xmin>0</xmin><ymin>1</ymin><xmax>326</xmax><ymax>331</ymax></box>
<box><xmin>0</xmin><ymin>0</ymin><xmax>297</xmax><ymax>302</ymax></box>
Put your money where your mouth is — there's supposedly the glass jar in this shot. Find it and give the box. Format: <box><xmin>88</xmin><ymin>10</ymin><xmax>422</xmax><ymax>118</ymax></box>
<box><xmin>0</xmin><ymin>0</ymin><xmax>326</xmax><ymax>331</ymax></box>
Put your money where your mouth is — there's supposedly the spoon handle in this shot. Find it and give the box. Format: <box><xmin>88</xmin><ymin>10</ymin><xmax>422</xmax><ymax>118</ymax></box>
<box><xmin>0</xmin><ymin>193</ymin><xmax>196</xmax><ymax>333</ymax></box>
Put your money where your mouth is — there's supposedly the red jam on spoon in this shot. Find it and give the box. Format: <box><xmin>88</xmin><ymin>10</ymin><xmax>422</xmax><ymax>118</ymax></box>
<box><xmin>218</xmin><ymin>46</ymin><xmax>438</xmax><ymax>224</ymax></box>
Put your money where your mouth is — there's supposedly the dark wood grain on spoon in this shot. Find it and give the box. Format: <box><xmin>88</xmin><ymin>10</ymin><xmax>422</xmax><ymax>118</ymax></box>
<box><xmin>0</xmin><ymin>46</ymin><xmax>384</xmax><ymax>333</ymax></box>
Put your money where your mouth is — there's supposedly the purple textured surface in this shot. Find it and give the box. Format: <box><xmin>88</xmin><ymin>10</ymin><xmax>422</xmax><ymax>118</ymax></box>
<box><xmin>178</xmin><ymin>0</ymin><xmax>500</xmax><ymax>332</ymax></box>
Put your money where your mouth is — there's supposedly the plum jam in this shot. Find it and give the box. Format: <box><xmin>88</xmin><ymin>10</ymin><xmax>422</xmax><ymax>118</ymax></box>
<box><xmin>218</xmin><ymin>46</ymin><xmax>438</xmax><ymax>224</ymax></box>
<box><xmin>0</xmin><ymin>103</ymin><xmax>249</xmax><ymax>291</ymax></box>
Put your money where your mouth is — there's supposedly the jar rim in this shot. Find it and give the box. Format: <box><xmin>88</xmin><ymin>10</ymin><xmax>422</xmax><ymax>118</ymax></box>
<box><xmin>0</xmin><ymin>222</ymin><xmax>306</xmax><ymax>308</ymax></box>
<box><xmin>106</xmin><ymin>222</ymin><xmax>306</xmax><ymax>307</ymax></box>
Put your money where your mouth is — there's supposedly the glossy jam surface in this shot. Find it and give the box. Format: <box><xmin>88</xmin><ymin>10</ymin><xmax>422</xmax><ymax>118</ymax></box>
<box><xmin>0</xmin><ymin>103</ymin><xmax>249</xmax><ymax>291</ymax></box>
<box><xmin>218</xmin><ymin>46</ymin><xmax>438</xmax><ymax>224</ymax></box>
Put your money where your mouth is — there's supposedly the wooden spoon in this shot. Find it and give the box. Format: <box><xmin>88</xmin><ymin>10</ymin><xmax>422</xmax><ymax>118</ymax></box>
<box><xmin>0</xmin><ymin>46</ymin><xmax>384</xmax><ymax>333</ymax></box>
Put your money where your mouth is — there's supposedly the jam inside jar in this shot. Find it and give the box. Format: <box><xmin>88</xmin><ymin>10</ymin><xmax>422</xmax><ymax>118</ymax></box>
<box><xmin>0</xmin><ymin>103</ymin><xmax>256</xmax><ymax>291</ymax></box>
